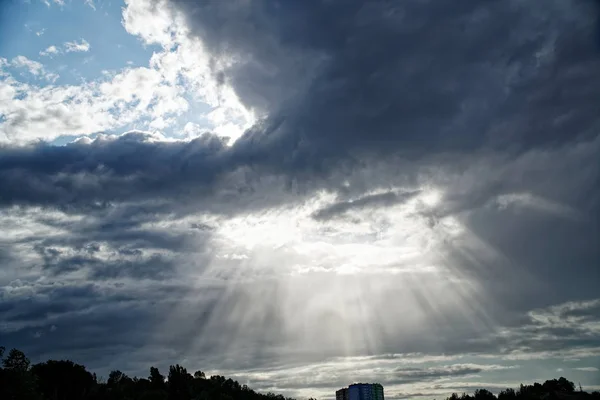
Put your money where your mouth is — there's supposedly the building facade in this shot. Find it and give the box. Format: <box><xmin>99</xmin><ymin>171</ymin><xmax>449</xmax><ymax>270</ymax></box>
<box><xmin>342</xmin><ymin>383</ymin><xmax>384</xmax><ymax>400</ymax></box>
<box><xmin>371</xmin><ymin>383</ymin><xmax>384</xmax><ymax>400</ymax></box>
<box><xmin>336</xmin><ymin>388</ymin><xmax>349</xmax><ymax>400</ymax></box>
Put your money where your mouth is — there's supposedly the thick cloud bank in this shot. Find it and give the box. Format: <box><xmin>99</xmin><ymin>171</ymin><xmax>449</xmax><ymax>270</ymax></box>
<box><xmin>1</xmin><ymin>0</ymin><xmax>600</xmax><ymax>398</ymax></box>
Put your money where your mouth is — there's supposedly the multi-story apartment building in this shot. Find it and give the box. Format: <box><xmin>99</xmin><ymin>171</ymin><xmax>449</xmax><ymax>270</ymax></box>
<box><xmin>337</xmin><ymin>383</ymin><xmax>384</xmax><ymax>400</ymax></box>
<box><xmin>336</xmin><ymin>388</ymin><xmax>349</xmax><ymax>400</ymax></box>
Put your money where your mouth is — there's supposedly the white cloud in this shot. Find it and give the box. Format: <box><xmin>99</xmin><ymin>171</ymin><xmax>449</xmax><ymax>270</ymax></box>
<box><xmin>53</xmin><ymin>0</ymin><xmax>65</xmax><ymax>5</ymax></box>
<box><xmin>0</xmin><ymin>3</ymin><xmax>598</xmax><ymax>397</ymax></box>
<box><xmin>574</xmin><ymin>367</ymin><xmax>599</xmax><ymax>372</ymax></box>
<box><xmin>44</xmin><ymin>72</ymin><xmax>59</xmax><ymax>83</ymax></box>
<box><xmin>40</xmin><ymin>39</ymin><xmax>91</xmax><ymax>58</ymax></box>
<box><xmin>149</xmin><ymin>116</ymin><xmax>177</xmax><ymax>130</ymax></box>
<box><xmin>84</xmin><ymin>0</ymin><xmax>96</xmax><ymax>11</ymax></box>
<box><xmin>11</xmin><ymin>56</ymin><xmax>45</xmax><ymax>76</ymax></box>
<box><xmin>64</xmin><ymin>38</ymin><xmax>90</xmax><ymax>53</ymax></box>
<box><xmin>5</xmin><ymin>1</ymin><xmax>254</xmax><ymax>144</ymax></box>
<box><xmin>122</xmin><ymin>0</ymin><xmax>254</xmax><ymax>142</ymax></box>
<box><xmin>182</xmin><ymin>122</ymin><xmax>203</xmax><ymax>137</ymax></box>
<box><xmin>39</xmin><ymin>45</ymin><xmax>60</xmax><ymax>57</ymax></box>
<box><xmin>36</xmin><ymin>29</ymin><xmax>45</xmax><ymax>36</ymax></box>
<box><xmin>10</xmin><ymin>56</ymin><xmax>58</xmax><ymax>82</ymax></box>
<box><xmin>1</xmin><ymin>0</ymin><xmax>253</xmax><ymax>143</ymax></box>
<box><xmin>0</xmin><ymin>63</ymin><xmax>187</xmax><ymax>142</ymax></box>
<box><xmin>122</xmin><ymin>0</ymin><xmax>178</xmax><ymax>47</ymax></box>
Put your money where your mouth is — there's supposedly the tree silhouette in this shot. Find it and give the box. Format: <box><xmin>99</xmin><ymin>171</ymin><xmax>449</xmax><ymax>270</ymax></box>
<box><xmin>193</xmin><ymin>370</ymin><xmax>206</xmax><ymax>380</ymax></box>
<box><xmin>31</xmin><ymin>360</ymin><xmax>95</xmax><ymax>400</ymax></box>
<box><xmin>542</xmin><ymin>378</ymin><xmax>575</xmax><ymax>394</ymax></box>
<box><xmin>446</xmin><ymin>378</ymin><xmax>592</xmax><ymax>400</ymax></box>
<box><xmin>0</xmin><ymin>348</ymin><xmax>40</xmax><ymax>400</ymax></box>
<box><xmin>498</xmin><ymin>388</ymin><xmax>517</xmax><ymax>400</ymax></box>
<box><xmin>3</xmin><ymin>348</ymin><xmax>31</xmax><ymax>371</ymax></box>
<box><xmin>2</xmin><ymin>345</ymin><xmax>599</xmax><ymax>400</ymax></box>
<box><xmin>141</xmin><ymin>366</ymin><xmax>168</xmax><ymax>400</ymax></box>
<box><xmin>474</xmin><ymin>389</ymin><xmax>496</xmax><ymax>400</ymax></box>
<box><xmin>168</xmin><ymin>364</ymin><xmax>193</xmax><ymax>400</ymax></box>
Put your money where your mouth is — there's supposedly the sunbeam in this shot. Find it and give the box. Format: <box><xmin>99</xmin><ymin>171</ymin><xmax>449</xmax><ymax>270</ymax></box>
<box><xmin>2</xmin><ymin>0</ymin><xmax>600</xmax><ymax>398</ymax></box>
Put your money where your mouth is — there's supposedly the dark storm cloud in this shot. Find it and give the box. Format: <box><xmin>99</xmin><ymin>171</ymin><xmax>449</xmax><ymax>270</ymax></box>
<box><xmin>434</xmin><ymin>141</ymin><xmax>600</xmax><ymax>309</ymax></box>
<box><xmin>1</xmin><ymin>0</ymin><xmax>600</xmax><ymax>394</ymax></box>
<box><xmin>0</xmin><ymin>246</ymin><xmax>15</xmax><ymax>265</ymax></box>
<box><xmin>312</xmin><ymin>190</ymin><xmax>420</xmax><ymax>221</ymax></box>
<box><xmin>1</xmin><ymin>283</ymin><xmax>114</xmax><ymax>327</ymax></box>
<box><xmin>174</xmin><ymin>0</ymin><xmax>600</xmax><ymax>164</ymax></box>
<box><xmin>3</xmin><ymin>200</ymin><xmax>213</xmax><ymax>281</ymax></box>
<box><xmin>0</xmin><ymin>131</ymin><xmax>230</xmax><ymax>209</ymax></box>
<box><xmin>32</xmin><ymin>243</ymin><xmax>178</xmax><ymax>280</ymax></box>
<box><xmin>1</xmin><ymin>1</ymin><xmax>600</xmax><ymax>211</ymax></box>
<box><xmin>0</xmin><ymin>279</ymin><xmax>224</xmax><ymax>372</ymax></box>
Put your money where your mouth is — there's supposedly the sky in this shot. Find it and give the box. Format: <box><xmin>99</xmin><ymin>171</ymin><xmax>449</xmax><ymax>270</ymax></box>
<box><xmin>0</xmin><ymin>0</ymin><xmax>599</xmax><ymax>399</ymax></box>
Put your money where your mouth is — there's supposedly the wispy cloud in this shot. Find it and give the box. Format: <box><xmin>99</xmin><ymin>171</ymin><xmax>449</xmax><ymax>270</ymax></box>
<box><xmin>574</xmin><ymin>367</ymin><xmax>599</xmax><ymax>372</ymax></box>
<box><xmin>39</xmin><ymin>45</ymin><xmax>60</xmax><ymax>57</ymax></box>
<box><xmin>39</xmin><ymin>39</ymin><xmax>91</xmax><ymax>58</ymax></box>
<box><xmin>84</xmin><ymin>0</ymin><xmax>96</xmax><ymax>11</ymax></box>
<box><xmin>11</xmin><ymin>55</ymin><xmax>45</xmax><ymax>75</ymax></box>
<box><xmin>1</xmin><ymin>0</ymin><xmax>600</xmax><ymax>398</ymax></box>
<box><xmin>0</xmin><ymin>63</ymin><xmax>187</xmax><ymax>141</ymax></box>
<box><xmin>10</xmin><ymin>55</ymin><xmax>58</xmax><ymax>82</ymax></box>
<box><xmin>64</xmin><ymin>38</ymin><xmax>90</xmax><ymax>53</ymax></box>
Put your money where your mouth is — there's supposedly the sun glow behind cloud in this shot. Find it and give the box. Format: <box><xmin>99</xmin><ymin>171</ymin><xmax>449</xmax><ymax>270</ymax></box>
<box><xmin>207</xmin><ymin>187</ymin><xmax>461</xmax><ymax>276</ymax></box>
<box><xmin>2</xmin><ymin>0</ymin><xmax>600</xmax><ymax>397</ymax></box>
<box><xmin>161</xmin><ymin>185</ymin><xmax>494</xmax><ymax>369</ymax></box>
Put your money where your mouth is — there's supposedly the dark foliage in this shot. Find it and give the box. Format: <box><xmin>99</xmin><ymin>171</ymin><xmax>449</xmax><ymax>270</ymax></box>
<box><xmin>445</xmin><ymin>378</ymin><xmax>600</xmax><ymax>400</ymax></box>
<box><xmin>0</xmin><ymin>347</ymin><xmax>296</xmax><ymax>400</ymax></box>
<box><xmin>1</xmin><ymin>346</ymin><xmax>599</xmax><ymax>400</ymax></box>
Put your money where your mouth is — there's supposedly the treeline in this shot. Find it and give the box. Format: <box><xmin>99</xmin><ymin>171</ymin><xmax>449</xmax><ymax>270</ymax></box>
<box><xmin>2</xmin><ymin>345</ymin><xmax>599</xmax><ymax>400</ymax></box>
<box><xmin>0</xmin><ymin>346</ymin><xmax>301</xmax><ymax>400</ymax></box>
<box><xmin>444</xmin><ymin>378</ymin><xmax>600</xmax><ymax>400</ymax></box>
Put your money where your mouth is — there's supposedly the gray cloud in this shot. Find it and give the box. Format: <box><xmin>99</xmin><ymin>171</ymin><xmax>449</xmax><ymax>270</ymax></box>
<box><xmin>0</xmin><ymin>131</ymin><xmax>229</xmax><ymax>209</ymax></box>
<box><xmin>174</xmin><ymin>0</ymin><xmax>600</xmax><ymax>163</ymax></box>
<box><xmin>389</xmin><ymin>364</ymin><xmax>511</xmax><ymax>382</ymax></box>
<box><xmin>1</xmin><ymin>0</ymin><xmax>600</xmax><ymax>398</ymax></box>
<box><xmin>312</xmin><ymin>190</ymin><xmax>421</xmax><ymax>221</ymax></box>
<box><xmin>2</xmin><ymin>1</ymin><xmax>600</xmax><ymax>211</ymax></box>
<box><xmin>393</xmin><ymin>393</ymin><xmax>442</xmax><ymax>400</ymax></box>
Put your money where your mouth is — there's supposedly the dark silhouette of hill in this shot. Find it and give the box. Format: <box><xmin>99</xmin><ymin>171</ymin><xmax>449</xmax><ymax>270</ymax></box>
<box><xmin>1</xmin><ymin>345</ymin><xmax>599</xmax><ymax>400</ymax></box>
